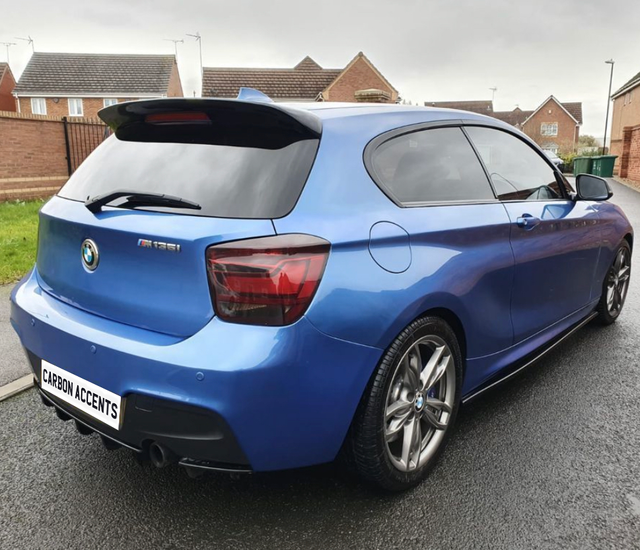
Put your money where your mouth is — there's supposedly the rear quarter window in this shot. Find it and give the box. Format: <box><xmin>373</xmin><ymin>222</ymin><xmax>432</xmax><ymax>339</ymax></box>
<box><xmin>367</xmin><ymin>127</ymin><xmax>495</xmax><ymax>205</ymax></box>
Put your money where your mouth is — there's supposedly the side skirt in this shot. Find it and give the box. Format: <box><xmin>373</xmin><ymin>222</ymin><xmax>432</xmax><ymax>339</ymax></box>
<box><xmin>462</xmin><ymin>310</ymin><xmax>598</xmax><ymax>403</ymax></box>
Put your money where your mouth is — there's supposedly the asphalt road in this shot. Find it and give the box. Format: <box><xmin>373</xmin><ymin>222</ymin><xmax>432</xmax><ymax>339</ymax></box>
<box><xmin>2</xmin><ymin>179</ymin><xmax>640</xmax><ymax>549</ymax></box>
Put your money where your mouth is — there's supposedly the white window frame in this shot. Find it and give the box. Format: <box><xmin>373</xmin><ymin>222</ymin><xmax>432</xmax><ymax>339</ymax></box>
<box><xmin>31</xmin><ymin>98</ymin><xmax>47</xmax><ymax>115</ymax></box>
<box><xmin>68</xmin><ymin>98</ymin><xmax>84</xmax><ymax>117</ymax></box>
<box><xmin>103</xmin><ymin>98</ymin><xmax>118</xmax><ymax>108</ymax></box>
<box><xmin>540</xmin><ymin>122</ymin><xmax>558</xmax><ymax>136</ymax></box>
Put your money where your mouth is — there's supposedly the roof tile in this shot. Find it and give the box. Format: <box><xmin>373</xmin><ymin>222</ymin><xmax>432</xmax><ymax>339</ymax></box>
<box><xmin>612</xmin><ymin>71</ymin><xmax>640</xmax><ymax>98</ymax></box>
<box><xmin>14</xmin><ymin>53</ymin><xmax>176</xmax><ymax>95</ymax></box>
<box><xmin>203</xmin><ymin>56</ymin><xmax>342</xmax><ymax>100</ymax></box>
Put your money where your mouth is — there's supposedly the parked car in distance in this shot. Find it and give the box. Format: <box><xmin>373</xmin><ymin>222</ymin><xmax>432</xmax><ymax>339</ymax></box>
<box><xmin>544</xmin><ymin>149</ymin><xmax>566</xmax><ymax>172</ymax></box>
<box><xmin>10</xmin><ymin>94</ymin><xmax>633</xmax><ymax>491</ymax></box>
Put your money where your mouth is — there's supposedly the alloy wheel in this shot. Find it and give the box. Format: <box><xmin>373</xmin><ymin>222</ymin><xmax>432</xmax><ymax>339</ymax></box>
<box><xmin>606</xmin><ymin>247</ymin><xmax>631</xmax><ymax>316</ymax></box>
<box><xmin>384</xmin><ymin>335</ymin><xmax>456</xmax><ymax>472</ymax></box>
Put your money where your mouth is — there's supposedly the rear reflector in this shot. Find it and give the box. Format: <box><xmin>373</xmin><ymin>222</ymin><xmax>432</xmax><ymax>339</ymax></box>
<box><xmin>145</xmin><ymin>112</ymin><xmax>211</xmax><ymax>124</ymax></box>
<box><xmin>206</xmin><ymin>234</ymin><xmax>330</xmax><ymax>326</ymax></box>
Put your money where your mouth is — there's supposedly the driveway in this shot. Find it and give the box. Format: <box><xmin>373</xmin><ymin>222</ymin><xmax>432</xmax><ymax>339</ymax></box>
<box><xmin>1</xmin><ymin>179</ymin><xmax>640</xmax><ymax>549</ymax></box>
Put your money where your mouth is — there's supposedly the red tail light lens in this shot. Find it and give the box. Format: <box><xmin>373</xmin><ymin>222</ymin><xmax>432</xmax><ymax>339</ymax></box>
<box><xmin>206</xmin><ymin>234</ymin><xmax>330</xmax><ymax>326</ymax></box>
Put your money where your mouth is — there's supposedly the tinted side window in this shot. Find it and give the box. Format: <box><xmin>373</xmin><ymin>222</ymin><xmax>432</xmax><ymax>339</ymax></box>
<box><xmin>370</xmin><ymin>127</ymin><xmax>495</xmax><ymax>204</ymax></box>
<box><xmin>465</xmin><ymin>127</ymin><xmax>563</xmax><ymax>201</ymax></box>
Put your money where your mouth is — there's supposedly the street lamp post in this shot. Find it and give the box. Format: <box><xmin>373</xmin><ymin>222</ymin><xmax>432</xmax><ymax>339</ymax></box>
<box><xmin>603</xmin><ymin>59</ymin><xmax>615</xmax><ymax>155</ymax></box>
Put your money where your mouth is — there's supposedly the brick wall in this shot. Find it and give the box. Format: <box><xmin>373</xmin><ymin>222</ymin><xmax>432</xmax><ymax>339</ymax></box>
<box><xmin>324</xmin><ymin>55</ymin><xmax>398</xmax><ymax>102</ymax></box>
<box><xmin>610</xmin><ymin>90</ymin><xmax>640</xmax><ymax>173</ymax></box>
<box><xmin>521</xmin><ymin>98</ymin><xmax>579</xmax><ymax>153</ymax></box>
<box><xmin>0</xmin><ymin>111</ymin><xmax>69</xmax><ymax>201</ymax></box>
<box><xmin>610</xmin><ymin>139</ymin><xmax>623</xmax><ymax>174</ymax></box>
<box><xmin>619</xmin><ymin>124</ymin><xmax>640</xmax><ymax>183</ymax></box>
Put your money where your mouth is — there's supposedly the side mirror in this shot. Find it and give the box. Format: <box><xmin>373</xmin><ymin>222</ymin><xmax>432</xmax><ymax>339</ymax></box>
<box><xmin>575</xmin><ymin>174</ymin><xmax>612</xmax><ymax>201</ymax></box>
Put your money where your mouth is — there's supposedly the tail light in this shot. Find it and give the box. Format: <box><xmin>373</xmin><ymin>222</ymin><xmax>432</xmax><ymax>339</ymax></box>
<box><xmin>206</xmin><ymin>234</ymin><xmax>330</xmax><ymax>326</ymax></box>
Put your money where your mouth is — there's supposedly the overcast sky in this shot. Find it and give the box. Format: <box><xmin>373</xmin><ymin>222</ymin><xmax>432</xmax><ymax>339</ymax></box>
<box><xmin>2</xmin><ymin>0</ymin><xmax>639</xmax><ymax>139</ymax></box>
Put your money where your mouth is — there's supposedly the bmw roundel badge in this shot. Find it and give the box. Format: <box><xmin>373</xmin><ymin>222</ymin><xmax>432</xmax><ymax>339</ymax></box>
<box><xmin>81</xmin><ymin>239</ymin><xmax>99</xmax><ymax>271</ymax></box>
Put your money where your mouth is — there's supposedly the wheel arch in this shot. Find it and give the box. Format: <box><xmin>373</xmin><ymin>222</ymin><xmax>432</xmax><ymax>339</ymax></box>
<box><xmin>350</xmin><ymin>304</ymin><xmax>469</xmax><ymax>421</ymax></box>
<box><xmin>419</xmin><ymin>307</ymin><xmax>468</xmax><ymax>369</ymax></box>
<box><xmin>623</xmin><ymin>232</ymin><xmax>633</xmax><ymax>251</ymax></box>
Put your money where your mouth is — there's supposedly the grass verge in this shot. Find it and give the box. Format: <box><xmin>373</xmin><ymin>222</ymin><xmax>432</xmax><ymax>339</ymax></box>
<box><xmin>0</xmin><ymin>200</ymin><xmax>44</xmax><ymax>285</ymax></box>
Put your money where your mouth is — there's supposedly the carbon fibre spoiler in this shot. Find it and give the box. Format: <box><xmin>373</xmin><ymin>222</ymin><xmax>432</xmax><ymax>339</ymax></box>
<box><xmin>98</xmin><ymin>97</ymin><xmax>322</xmax><ymax>150</ymax></box>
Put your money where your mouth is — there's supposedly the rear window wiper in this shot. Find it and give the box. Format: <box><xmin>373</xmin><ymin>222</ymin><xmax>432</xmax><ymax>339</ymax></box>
<box><xmin>85</xmin><ymin>190</ymin><xmax>201</xmax><ymax>213</ymax></box>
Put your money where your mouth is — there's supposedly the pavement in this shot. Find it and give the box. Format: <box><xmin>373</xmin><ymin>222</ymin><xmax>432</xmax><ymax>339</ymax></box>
<box><xmin>1</xmin><ymin>179</ymin><xmax>640</xmax><ymax>549</ymax></box>
<box><xmin>0</xmin><ymin>284</ymin><xmax>28</xmax><ymax>387</ymax></box>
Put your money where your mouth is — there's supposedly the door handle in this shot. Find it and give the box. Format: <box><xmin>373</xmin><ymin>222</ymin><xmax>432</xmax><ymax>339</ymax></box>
<box><xmin>516</xmin><ymin>214</ymin><xmax>540</xmax><ymax>228</ymax></box>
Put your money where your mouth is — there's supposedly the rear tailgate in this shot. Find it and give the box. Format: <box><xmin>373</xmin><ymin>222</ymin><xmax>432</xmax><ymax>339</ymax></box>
<box><xmin>36</xmin><ymin>198</ymin><xmax>275</xmax><ymax>337</ymax></box>
<box><xmin>36</xmin><ymin>98</ymin><xmax>321</xmax><ymax>337</ymax></box>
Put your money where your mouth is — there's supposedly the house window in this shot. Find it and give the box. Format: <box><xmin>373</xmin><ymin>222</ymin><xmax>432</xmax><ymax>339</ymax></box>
<box><xmin>540</xmin><ymin>122</ymin><xmax>558</xmax><ymax>136</ymax></box>
<box><xmin>31</xmin><ymin>98</ymin><xmax>47</xmax><ymax>115</ymax></box>
<box><xmin>542</xmin><ymin>144</ymin><xmax>559</xmax><ymax>154</ymax></box>
<box><xmin>103</xmin><ymin>98</ymin><xmax>118</xmax><ymax>107</ymax></box>
<box><xmin>68</xmin><ymin>98</ymin><xmax>84</xmax><ymax>117</ymax></box>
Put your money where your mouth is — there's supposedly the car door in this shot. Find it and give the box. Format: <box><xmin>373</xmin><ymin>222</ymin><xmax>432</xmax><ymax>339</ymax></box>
<box><xmin>465</xmin><ymin>126</ymin><xmax>601</xmax><ymax>343</ymax></box>
<box><xmin>365</xmin><ymin>124</ymin><xmax>516</xmax><ymax>360</ymax></box>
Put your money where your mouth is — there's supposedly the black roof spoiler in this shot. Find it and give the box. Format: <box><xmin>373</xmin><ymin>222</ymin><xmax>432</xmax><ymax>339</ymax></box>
<box><xmin>98</xmin><ymin>98</ymin><xmax>322</xmax><ymax>149</ymax></box>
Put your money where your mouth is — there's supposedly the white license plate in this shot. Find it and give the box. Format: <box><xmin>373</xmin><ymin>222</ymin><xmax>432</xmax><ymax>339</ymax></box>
<box><xmin>40</xmin><ymin>360</ymin><xmax>122</xmax><ymax>430</ymax></box>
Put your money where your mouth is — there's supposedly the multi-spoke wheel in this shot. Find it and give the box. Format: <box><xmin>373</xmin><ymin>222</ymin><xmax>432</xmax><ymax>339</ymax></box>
<box><xmin>346</xmin><ymin>316</ymin><xmax>462</xmax><ymax>491</ymax></box>
<box><xmin>384</xmin><ymin>336</ymin><xmax>455</xmax><ymax>472</ymax></box>
<box><xmin>598</xmin><ymin>240</ymin><xmax>631</xmax><ymax>325</ymax></box>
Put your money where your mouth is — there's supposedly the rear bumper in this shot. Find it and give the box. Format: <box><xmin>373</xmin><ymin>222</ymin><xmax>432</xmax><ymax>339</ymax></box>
<box><xmin>11</xmin><ymin>270</ymin><xmax>382</xmax><ymax>471</ymax></box>
<box><xmin>28</xmin><ymin>347</ymin><xmax>250</xmax><ymax>470</ymax></box>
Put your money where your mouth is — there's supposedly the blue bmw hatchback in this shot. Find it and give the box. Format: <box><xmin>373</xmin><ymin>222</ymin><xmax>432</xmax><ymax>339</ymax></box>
<box><xmin>10</xmin><ymin>94</ymin><xmax>633</xmax><ymax>490</ymax></box>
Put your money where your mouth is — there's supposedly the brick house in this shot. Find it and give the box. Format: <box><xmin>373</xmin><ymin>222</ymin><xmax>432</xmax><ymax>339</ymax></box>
<box><xmin>202</xmin><ymin>52</ymin><xmax>398</xmax><ymax>103</ymax></box>
<box><xmin>610</xmin><ymin>69</ymin><xmax>640</xmax><ymax>172</ymax></box>
<box><xmin>0</xmin><ymin>62</ymin><xmax>17</xmax><ymax>111</ymax></box>
<box><xmin>426</xmin><ymin>96</ymin><xmax>583</xmax><ymax>153</ymax></box>
<box><xmin>13</xmin><ymin>53</ymin><xmax>183</xmax><ymax>118</ymax></box>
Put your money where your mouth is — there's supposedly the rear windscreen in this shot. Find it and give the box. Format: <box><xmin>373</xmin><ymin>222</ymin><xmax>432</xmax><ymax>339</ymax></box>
<box><xmin>58</xmin><ymin>135</ymin><xmax>319</xmax><ymax>219</ymax></box>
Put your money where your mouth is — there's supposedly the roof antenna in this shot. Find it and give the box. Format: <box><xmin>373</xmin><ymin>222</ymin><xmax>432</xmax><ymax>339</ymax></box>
<box><xmin>187</xmin><ymin>32</ymin><xmax>203</xmax><ymax>97</ymax></box>
<box><xmin>0</xmin><ymin>42</ymin><xmax>16</xmax><ymax>64</ymax></box>
<box><xmin>237</xmin><ymin>88</ymin><xmax>273</xmax><ymax>103</ymax></box>
<box><xmin>15</xmin><ymin>35</ymin><xmax>35</xmax><ymax>53</ymax></box>
<box><xmin>489</xmin><ymin>87</ymin><xmax>497</xmax><ymax>102</ymax></box>
<box><xmin>163</xmin><ymin>38</ymin><xmax>184</xmax><ymax>57</ymax></box>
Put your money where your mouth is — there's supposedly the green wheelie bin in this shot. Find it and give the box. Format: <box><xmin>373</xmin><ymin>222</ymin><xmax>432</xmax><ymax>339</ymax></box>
<box><xmin>591</xmin><ymin>155</ymin><xmax>617</xmax><ymax>178</ymax></box>
<box><xmin>573</xmin><ymin>156</ymin><xmax>593</xmax><ymax>176</ymax></box>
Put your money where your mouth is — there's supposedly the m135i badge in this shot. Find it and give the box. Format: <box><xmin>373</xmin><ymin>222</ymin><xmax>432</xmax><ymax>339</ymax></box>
<box><xmin>137</xmin><ymin>239</ymin><xmax>181</xmax><ymax>252</ymax></box>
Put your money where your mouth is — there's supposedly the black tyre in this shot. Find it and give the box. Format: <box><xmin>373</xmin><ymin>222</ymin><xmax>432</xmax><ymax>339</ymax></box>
<box><xmin>346</xmin><ymin>316</ymin><xmax>463</xmax><ymax>491</ymax></box>
<box><xmin>597</xmin><ymin>240</ymin><xmax>631</xmax><ymax>325</ymax></box>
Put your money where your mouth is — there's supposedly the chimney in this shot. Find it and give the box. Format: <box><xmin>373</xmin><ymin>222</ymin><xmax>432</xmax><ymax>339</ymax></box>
<box><xmin>354</xmin><ymin>88</ymin><xmax>392</xmax><ymax>103</ymax></box>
